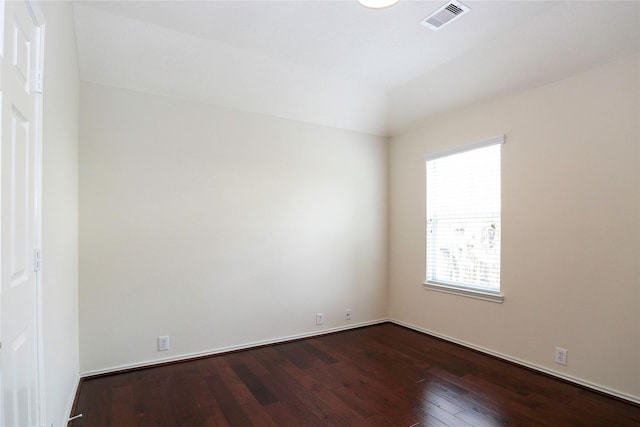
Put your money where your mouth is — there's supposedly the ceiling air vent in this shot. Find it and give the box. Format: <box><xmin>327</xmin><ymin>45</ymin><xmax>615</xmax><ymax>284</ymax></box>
<box><xmin>420</xmin><ymin>0</ymin><xmax>470</xmax><ymax>31</ymax></box>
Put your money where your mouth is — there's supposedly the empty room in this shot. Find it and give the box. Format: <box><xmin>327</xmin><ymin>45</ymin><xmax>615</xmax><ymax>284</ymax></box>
<box><xmin>0</xmin><ymin>0</ymin><xmax>639</xmax><ymax>426</ymax></box>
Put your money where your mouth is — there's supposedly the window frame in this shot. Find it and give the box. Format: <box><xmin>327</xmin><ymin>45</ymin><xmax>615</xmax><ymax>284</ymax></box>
<box><xmin>423</xmin><ymin>135</ymin><xmax>505</xmax><ymax>304</ymax></box>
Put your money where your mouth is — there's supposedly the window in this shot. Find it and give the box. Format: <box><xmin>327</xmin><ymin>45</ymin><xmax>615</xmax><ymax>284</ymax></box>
<box><xmin>424</xmin><ymin>135</ymin><xmax>504</xmax><ymax>303</ymax></box>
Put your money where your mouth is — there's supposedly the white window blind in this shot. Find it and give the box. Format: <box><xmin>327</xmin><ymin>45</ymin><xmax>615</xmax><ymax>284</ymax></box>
<box><xmin>426</xmin><ymin>136</ymin><xmax>503</xmax><ymax>295</ymax></box>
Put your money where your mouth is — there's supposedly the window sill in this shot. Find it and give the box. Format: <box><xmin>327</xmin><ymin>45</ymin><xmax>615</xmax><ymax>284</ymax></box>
<box><xmin>423</xmin><ymin>282</ymin><xmax>504</xmax><ymax>303</ymax></box>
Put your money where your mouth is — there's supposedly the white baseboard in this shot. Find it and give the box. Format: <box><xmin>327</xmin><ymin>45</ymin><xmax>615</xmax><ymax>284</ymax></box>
<box><xmin>390</xmin><ymin>319</ymin><xmax>640</xmax><ymax>405</ymax></box>
<box><xmin>78</xmin><ymin>318</ymin><xmax>639</xmax><ymax>406</ymax></box>
<box><xmin>80</xmin><ymin>319</ymin><xmax>389</xmax><ymax>378</ymax></box>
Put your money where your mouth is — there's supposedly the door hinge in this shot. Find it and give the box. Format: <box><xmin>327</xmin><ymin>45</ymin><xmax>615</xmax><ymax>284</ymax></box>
<box><xmin>34</xmin><ymin>249</ymin><xmax>42</xmax><ymax>272</ymax></box>
<box><xmin>31</xmin><ymin>70</ymin><xmax>43</xmax><ymax>93</ymax></box>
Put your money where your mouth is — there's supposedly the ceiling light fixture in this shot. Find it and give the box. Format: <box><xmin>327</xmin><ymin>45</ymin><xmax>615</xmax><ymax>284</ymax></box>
<box><xmin>357</xmin><ymin>0</ymin><xmax>400</xmax><ymax>9</ymax></box>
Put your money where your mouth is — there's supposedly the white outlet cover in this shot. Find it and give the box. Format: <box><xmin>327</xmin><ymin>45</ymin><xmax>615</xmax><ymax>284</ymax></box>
<box><xmin>555</xmin><ymin>347</ymin><xmax>567</xmax><ymax>365</ymax></box>
<box><xmin>158</xmin><ymin>336</ymin><xmax>170</xmax><ymax>351</ymax></box>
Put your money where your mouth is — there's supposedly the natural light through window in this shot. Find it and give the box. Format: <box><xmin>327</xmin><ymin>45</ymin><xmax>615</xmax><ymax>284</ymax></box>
<box><xmin>425</xmin><ymin>136</ymin><xmax>504</xmax><ymax>303</ymax></box>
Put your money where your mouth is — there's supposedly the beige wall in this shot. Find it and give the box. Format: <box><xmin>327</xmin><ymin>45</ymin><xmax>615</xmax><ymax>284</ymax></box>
<box><xmin>79</xmin><ymin>83</ymin><xmax>389</xmax><ymax>373</ymax></box>
<box><xmin>37</xmin><ymin>1</ymin><xmax>80</xmax><ymax>426</ymax></box>
<box><xmin>389</xmin><ymin>55</ymin><xmax>640</xmax><ymax>400</ymax></box>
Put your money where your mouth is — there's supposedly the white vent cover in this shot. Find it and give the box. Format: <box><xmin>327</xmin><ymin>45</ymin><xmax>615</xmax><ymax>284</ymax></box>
<box><xmin>420</xmin><ymin>0</ymin><xmax>470</xmax><ymax>31</ymax></box>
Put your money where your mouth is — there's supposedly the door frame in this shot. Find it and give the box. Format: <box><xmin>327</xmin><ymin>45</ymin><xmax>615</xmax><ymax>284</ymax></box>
<box><xmin>28</xmin><ymin>2</ymin><xmax>46</xmax><ymax>424</ymax></box>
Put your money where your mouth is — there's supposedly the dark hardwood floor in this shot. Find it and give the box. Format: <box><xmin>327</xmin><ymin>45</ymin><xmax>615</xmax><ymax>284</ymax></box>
<box><xmin>69</xmin><ymin>323</ymin><xmax>640</xmax><ymax>426</ymax></box>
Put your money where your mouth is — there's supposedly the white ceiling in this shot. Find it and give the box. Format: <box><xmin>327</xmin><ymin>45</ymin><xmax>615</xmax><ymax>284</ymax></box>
<box><xmin>73</xmin><ymin>1</ymin><xmax>640</xmax><ymax>136</ymax></box>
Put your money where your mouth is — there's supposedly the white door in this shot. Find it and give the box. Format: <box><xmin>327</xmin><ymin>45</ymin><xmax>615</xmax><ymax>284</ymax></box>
<box><xmin>0</xmin><ymin>0</ymin><xmax>44</xmax><ymax>426</ymax></box>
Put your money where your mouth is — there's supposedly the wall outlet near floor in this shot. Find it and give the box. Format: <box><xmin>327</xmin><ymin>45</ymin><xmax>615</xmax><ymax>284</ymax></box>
<box><xmin>316</xmin><ymin>313</ymin><xmax>324</xmax><ymax>325</ymax></box>
<box><xmin>158</xmin><ymin>335</ymin><xmax>170</xmax><ymax>351</ymax></box>
<box><xmin>555</xmin><ymin>347</ymin><xmax>568</xmax><ymax>365</ymax></box>
<box><xmin>345</xmin><ymin>309</ymin><xmax>352</xmax><ymax>321</ymax></box>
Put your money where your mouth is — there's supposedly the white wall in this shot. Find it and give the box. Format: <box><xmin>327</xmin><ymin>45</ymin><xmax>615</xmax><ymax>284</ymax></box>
<box><xmin>389</xmin><ymin>55</ymin><xmax>640</xmax><ymax>401</ymax></box>
<box><xmin>73</xmin><ymin>4</ymin><xmax>389</xmax><ymax>136</ymax></box>
<box><xmin>37</xmin><ymin>1</ymin><xmax>80</xmax><ymax>426</ymax></box>
<box><xmin>79</xmin><ymin>83</ymin><xmax>388</xmax><ymax>373</ymax></box>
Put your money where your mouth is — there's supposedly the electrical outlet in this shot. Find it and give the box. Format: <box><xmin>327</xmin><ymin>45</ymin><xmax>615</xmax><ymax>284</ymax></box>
<box><xmin>345</xmin><ymin>309</ymin><xmax>352</xmax><ymax>321</ymax></box>
<box><xmin>316</xmin><ymin>313</ymin><xmax>324</xmax><ymax>325</ymax></box>
<box><xmin>158</xmin><ymin>335</ymin><xmax>170</xmax><ymax>352</ymax></box>
<box><xmin>555</xmin><ymin>347</ymin><xmax>567</xmax><ymax>366</ymax></box>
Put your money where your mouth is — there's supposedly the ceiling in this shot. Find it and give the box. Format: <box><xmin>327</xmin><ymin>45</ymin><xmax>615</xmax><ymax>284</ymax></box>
<box><xmin>73</xmin><ymin>1</ymin><xmax>640</xmax><ymax>136</ymax></box>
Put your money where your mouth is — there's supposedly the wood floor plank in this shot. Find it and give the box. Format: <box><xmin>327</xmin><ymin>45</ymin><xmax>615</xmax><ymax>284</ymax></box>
<box><xmin>426</xmin><ymin>367</ymin><xmax>546</xmax><ymax>426</ymax></box>
<box><xmin>110</xmin><ymin>386</ymin><xmax>134</xmax><ymax>427</ymax></box>
<box><xmin>257</xmin><ymin>347</ymin><xmax>362</xmax><ymax>425</ymax></box>
<box><xmin>205</xmin><ymin>373</ymin><xmax>255</xmax><ymax>426</ymax></box>
<box><xmin>297</xmin><ymin>340</ymin><xmax>338</xmax><ymax>365</ymax></box>
<box><xmin>412</xmin><ymin>399</ymin><xmax>475</xmax><ymax>427</ymax></box>
<box><xmin>275</xmin><ymin>342</ymin><xmax>316</xmax><ymax>370</ymax></box>
<box><xmin>230</xmin><ymin>363</ymin><xmax>278</xmax><ymax>406</ymax></box>
<box><xmin>69</xmin><ymin>323</ymin><xmax>640</xmax><ymax>426</ymax></box>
